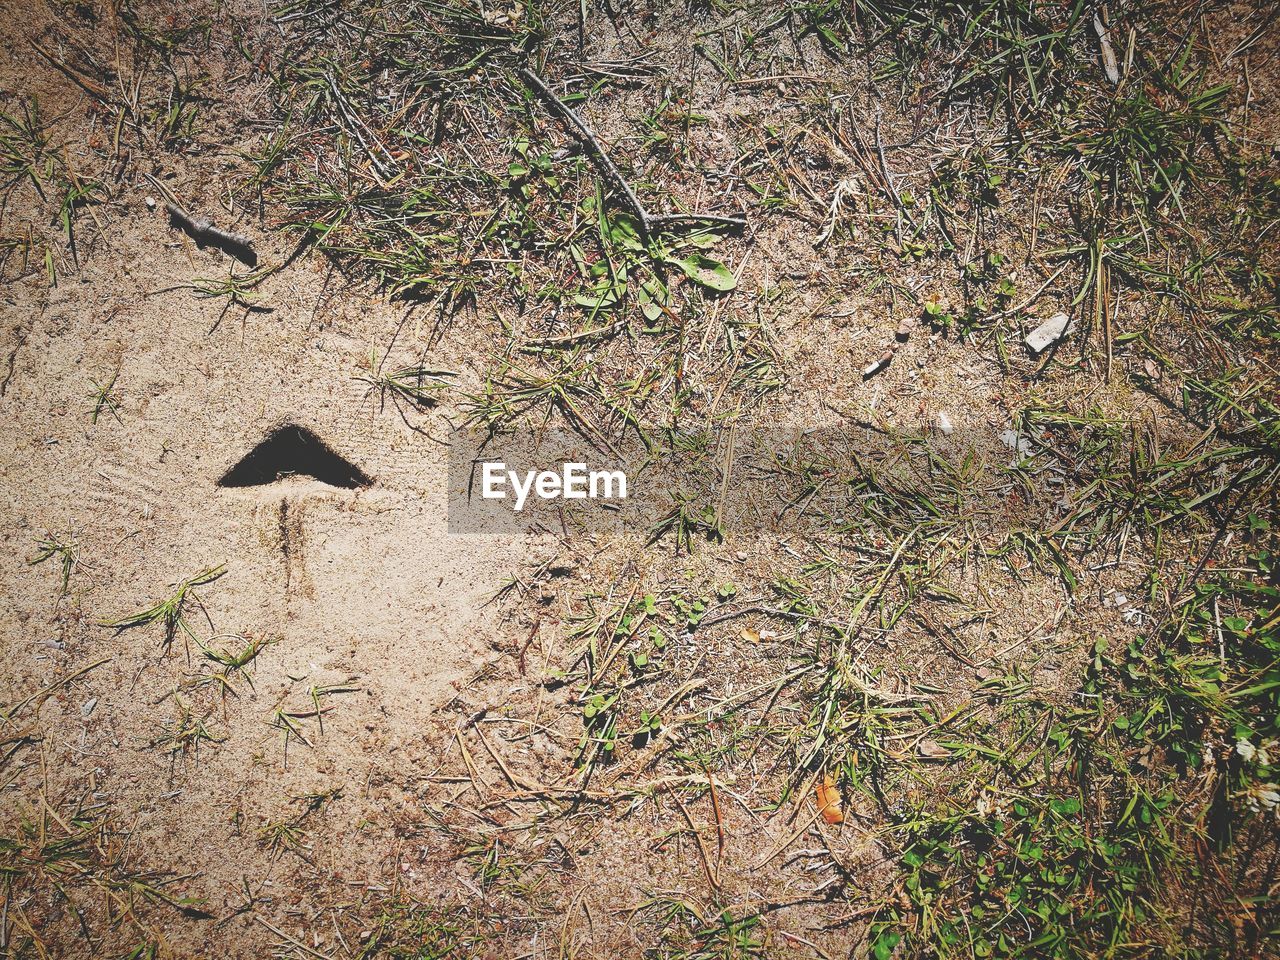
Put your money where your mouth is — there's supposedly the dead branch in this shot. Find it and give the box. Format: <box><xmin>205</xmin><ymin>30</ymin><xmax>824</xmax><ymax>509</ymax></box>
<box><xmin>519</xmin><ymin>66</ymin><xmax>746</xmax><ymax>239</ymax></box>
<box><xmin>144</xmin><ymin>174</ymin><xmax>256</xmax><ymax>266</ymax></box>
<box><xmin>162</xmin><ymin>202</ymin><xmax>254</xmax><ymax>255</ymax></box>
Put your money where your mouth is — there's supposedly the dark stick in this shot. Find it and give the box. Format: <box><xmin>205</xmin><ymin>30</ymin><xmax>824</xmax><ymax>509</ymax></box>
<box><xmin>144</xmin><ymin>174</ymin><xmax>257</xmax><ymax>267</ymax></box>
<box><xmin>519</xmin><ymin>66</ymin><xmax>653</xmax><ymax>235</ymax></box>
<box><xmin>518</xmin><ymin>66</ymin><xmax>747</xmax><ymax>239</ymax></box>
<box><xmin>162</xmin><ymin>202</ymin><xmax>254</xmax><ymax>253</ymax></box>
<box><xmin>650</xmin><ymin>213</ymin><xmax>748</xmax><ymax>231</ymax></box>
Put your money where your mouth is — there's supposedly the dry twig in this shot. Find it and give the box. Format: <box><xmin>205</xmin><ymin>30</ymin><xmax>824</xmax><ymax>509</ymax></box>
<box><xmin>144</xmin><ymin>174</ymin><xmax>256</xmax><ymax>265</ymax></box>
<box><xmin>519</xmin><ymin>66</ymin><xmax>747</xmax><ymax>239</ymax></box>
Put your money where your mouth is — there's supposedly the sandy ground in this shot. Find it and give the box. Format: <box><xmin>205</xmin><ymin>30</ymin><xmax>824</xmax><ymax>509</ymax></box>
<box><xmin>0</xmin><ymin>205</ymin><xmax>1125</xmax><ymax>956</ymax></box>
<box><xmin>2</xmin><ymin>1</ymin><xmax>1273</xmax><ymax>957</ymax></box>
<box><xmin>0</xmin><ymin>163</ymin><xmax>555</xmax><ymax>933</ymax></box>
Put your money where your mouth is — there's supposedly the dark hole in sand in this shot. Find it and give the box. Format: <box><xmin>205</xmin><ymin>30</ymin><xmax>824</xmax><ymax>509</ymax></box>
<box><xmin>218</xmin><ymin>425</ymin><xmax>371</xmax><ymax>489</ymax></box>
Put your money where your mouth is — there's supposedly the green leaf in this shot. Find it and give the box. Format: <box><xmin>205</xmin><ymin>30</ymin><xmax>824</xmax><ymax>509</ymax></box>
<box><xmin>870</xmin><ymin>930</ymin><xmax>901</xmax><ymax>960</ymax></box>
<box><xmin>666</xmin><ymin>252</ymin><xmax>736</xmax><ymax>291</ymax></box>
<box><xmin>606</xmin><ymin>215</ymin><xmax>643</xmax><ymax>251</ymax></box>
<box><xmin>637</xmin><ymin>276</ymin><xmax>670</xmax><ymax>322</ymax></box>
<box><xmin>574</xmin><ymin>284</ymin><xmax>623</xmax><ymax>309</ymax></box>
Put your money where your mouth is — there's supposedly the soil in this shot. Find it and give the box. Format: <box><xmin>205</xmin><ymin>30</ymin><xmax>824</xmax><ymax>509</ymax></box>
<box><xmin>0</xmin><ymin>1</ymin><xmax>1273</xmax><ymax>957</ymax></box>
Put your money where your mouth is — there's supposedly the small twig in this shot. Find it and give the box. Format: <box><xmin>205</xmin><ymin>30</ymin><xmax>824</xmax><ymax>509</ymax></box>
<box><xmin>873</xmin><ymin>112</ymin><xmax>908</xmax><ymax>246</ymax></box>
<box><xmin>753</xmin><ymin>805</ymin><xmax>825</xmax><ymax>870</ymax></box>
<box><xmin>979</xmin><ymin>261</ymin><xmax>1070</xmax><ymax>323</ymax></box>
<box><xmin>873</xmin><ymin>114</ymin><xmax>898</xmax><ymax>207</ymax></box>
<box><xmin>144</xmin><ymin>174</ymin><xmax>256</xmax><ymax>265</ymax></box>
<box><xmin>325</xmin><ymin>71</ymin><xmax>395</xmax><ymax>180</ymax></box>
<box><xmin>733</xmin><ymin>73</ymin><xmax>837</xmax><ymax>87</ymax></box>
<box><xmin>702</xmin><ymin>761</ymin><xmax>726</xmax><ymax>881</ymax></box>
<box><xmin>161</xmin><ymin>204</ymin><xmax>253</xmax><ymax>256</ymax></box>
<box><xmin>1093</xmin><ymin>11</ymin><xmax>1122</xmax><ymax>85</ymax></box>
<box><xmin>256</xmin><ymin>918</ymin><xmax>335</xmax><ymax>960</ymax></box>
<box><xmin>519</xmin><ymin>66</ymin><xmax>746</xmax><ymax>239</ymax></box>
<box><xmin>472</xmin><ymin>722</ymin><xmax>536</xmax><ymax>791</ymax></box>
<box><xmin>696</xmin><ymin>603</ymin><xmax>843</xmax><ymax>631</ymax></box>
<box><xmin>455</xmin><ymin>732</ymin><xmax>490</xmax><ymax>802</ymax></box>
<box><xmin>519</xmin><ymin>66</ymin><xmax>650</xmax><ymax>232</ymax></box>
<box><xmin>525</xmin><ymin>321</ymin><xmax>622</xmax><ymax>348</ymax></box>
<box><xmin>673</xmin><ymin>791</ymin><xmax>721</xmax><ymax>893</ymax></box>
<box><xmin>29</xmin><ymin>40</ymin><xmax>110</xmax><ymax>101</ymax></box>
<box><xmin>649</xmin><ymin>212</ymin><xmax>748</xmax><ymax>231</ymax></box>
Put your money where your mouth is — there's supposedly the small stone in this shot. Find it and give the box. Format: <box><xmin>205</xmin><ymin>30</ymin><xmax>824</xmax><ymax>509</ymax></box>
<box><xmin>1025</xmin><ymin>313</ymin><xmax>1077</xmax><ymax>353</ymax></box>
<box><xmin>81</xmin><ymin>698</ymin><xmax>97</xmax><ymax>717</ymax></box>
<box><xmin>937</xmin><ymin>411</ymin><xmax>954</xmax><ymax>436</ymax></box>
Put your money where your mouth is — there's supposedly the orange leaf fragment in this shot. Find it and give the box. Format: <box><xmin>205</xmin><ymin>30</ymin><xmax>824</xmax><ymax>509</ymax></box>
<box><xmin>815</xmin><ymin>775</ymin><xmax>844</xmax><ymax>824</ymax></box>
